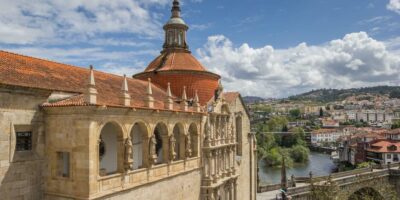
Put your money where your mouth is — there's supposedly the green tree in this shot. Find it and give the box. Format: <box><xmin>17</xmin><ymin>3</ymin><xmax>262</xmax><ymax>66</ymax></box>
<box><xmin>267</xmin><ymin>116</ymin><xmax>288</xmax><ymax>132</ymax></box>
<box><xmin>390</xmin><ymin>90</ymin><xmax>400</xmax><ymax>99</ymax></box>
<box><xmin>319</xmin><ymin>107</ymin><xmax>324</xmax><ymax>117</ymax></box>
<box><xmin>290</xmin><ymin>145</ymin><xmax>309</xmax><ymax>163</ymax></box>
<box><xmin>289</xmin><ymin>109</ymin><xmax>301</xmax><ymax>119</ymax></box>
<box><xmin>356</xmin><ymin>162</ymin><xmax>375</xmax><ymax>169</ymax></box>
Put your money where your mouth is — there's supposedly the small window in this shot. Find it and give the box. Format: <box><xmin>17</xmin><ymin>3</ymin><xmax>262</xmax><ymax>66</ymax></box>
<box><xmin>387</xmin><ymin>154</ymin><xmax>392</xmax><ymax>159</ymax></box>
<box><xmin>16</xmin><ymin>131</ymin><xmax>32</xmax><ymax>151</ymax></box>
<box><xmin>57</xmin><ymin>152</ymin><xmax>70</xmax><ymax>178</ymax></box>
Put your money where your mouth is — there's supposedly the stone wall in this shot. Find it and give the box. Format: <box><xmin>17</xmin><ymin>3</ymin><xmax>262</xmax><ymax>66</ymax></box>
<box><xmin>99</xmin><ymin>170</ymin><xmax>201</xmax><ymax>200</ymax></box>
<box><xmin>43</xmin><ymin>106</ymin><xmax>204</xmax><ymax>199</ymax></box>
<box><xmin>227</xmin><ymin>96</ymin><xmax>256</xmax><ymax>200</ymax></box>
<box><xmin>0</xmin><ymin>86</ymin><xmax>48</xmax><ymax>200</ymax></box>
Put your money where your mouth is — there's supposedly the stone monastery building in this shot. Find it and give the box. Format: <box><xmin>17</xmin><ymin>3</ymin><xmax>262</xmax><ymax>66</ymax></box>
<box><xmin>0</xmin><ymin>1</ymin><xmax>257</xmax><ymax>200</ymax></box>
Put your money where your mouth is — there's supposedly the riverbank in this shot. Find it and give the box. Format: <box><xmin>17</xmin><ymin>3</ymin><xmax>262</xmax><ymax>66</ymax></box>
<box><xmin>258</xmin><ymin>151</ymin><xmax>336</xmax><ymax>184</ymax></box>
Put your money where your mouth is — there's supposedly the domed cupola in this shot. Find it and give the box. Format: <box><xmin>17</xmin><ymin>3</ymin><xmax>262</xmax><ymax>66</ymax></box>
<box><xmin>133</xmin><ymin>0</ymin><xmax>220</xmax><ymax>105</ymax></box>
<box><xmin>163</xmin><ymin>0</ymin><xmax>189</xmax><ymax>51</ymax></box>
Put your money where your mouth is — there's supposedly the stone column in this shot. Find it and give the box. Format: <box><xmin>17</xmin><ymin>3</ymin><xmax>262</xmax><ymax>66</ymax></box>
<box><xmin>209</xmin><ymin>188</ymin><xmax>216</xmax><ymax>200</ymax></box>
<box><xmin>233</xmin><ymin>179</ymin><xmax>238</xmax><ymax>200</ymax></box>
<box><xmin>213</xmin><ymin>150</ymin><xmax>219</xmax><ymax>182</ymax></box>
<box><xmin>161</xmin><ymin>135</ymin><xmax>170</xmax><ymax>163</ymax></box>
<box><xmin>207</xmin><ymin>151</ymin><xmax>214</xmax><ymax>183</ymax></box>
<box><xmin>219</xmin><ymin>149</ymin><xmax>224</xmax><ymax>178</ymax></box>
<box><xmin>225</xmin><ymin>148</ymin><xmax>230</xmax><ymax>176</ymax></box>
<box><xmin>142</xmin><ymin>137</ymin><xmax>150</xmax><ymax>168</ymax></box>
<box><xmin>227</xmin><ymin>147</ymin><xmax>232</xmax><ymax>176</ymax></box>
<box><xmin>229</xmin><ymin>180</ymin><xmax>235</xmax><ymax>200</ymax></box>
<box><xmin>231</xmin><ymin>146</ymin><xmax>236</xmax><ymax>175</ymax></box>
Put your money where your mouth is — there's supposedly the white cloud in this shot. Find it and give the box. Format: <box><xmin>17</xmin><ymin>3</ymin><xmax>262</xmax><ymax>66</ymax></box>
<box><xmin>387</xmin><ymin>0</ymin><xmax>400</xmax><ymax>14</ymax></box>
<box><xmin>0</xmin><ymin>0</ymin><xmax>170</xmax><ymax>45</ymax></box>
<box><xmin>196</xmin><ymin>32</ymin><xmax>400</xmax><ymax>98</ymax></box>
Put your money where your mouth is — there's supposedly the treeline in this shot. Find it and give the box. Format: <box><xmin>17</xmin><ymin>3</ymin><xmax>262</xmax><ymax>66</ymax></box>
<box><xmin>288</xmin><ymin>86</ymin><xmax>400</xmax><ymax>103</ymax></box>
<box><xmin>256</xmin><ymin>116</ymin><xmax>309</xmax><ymax>167</ymax></box>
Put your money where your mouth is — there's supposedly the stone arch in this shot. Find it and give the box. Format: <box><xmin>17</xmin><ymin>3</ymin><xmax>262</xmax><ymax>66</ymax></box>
<box><xmin>130</xmin><ymin>122</ymin><xmax>149</xmax><ymax>170</ymax></box>
<box><xmin>153</xmin><ymin>122</ymin><xmax>169</xmax><ymax>164</ymax></box>
<box><xmin>173</xmin><ymin>123</ymin><xmax>185</xmax><ymax>160</ymax></box>
<box><xmin>98</xmin><ymin>121</ymin><xmax>124</xmax><ymax>176</ymax></box>
<box><xmin>188</xmin><ymin>123</ymin><xmax>199</xmax><ymax>158</ymax></box>
<box><xmin>348</xmin><ymin>187</ymin><xmax>384</xmax><ymax>200</ymax></box>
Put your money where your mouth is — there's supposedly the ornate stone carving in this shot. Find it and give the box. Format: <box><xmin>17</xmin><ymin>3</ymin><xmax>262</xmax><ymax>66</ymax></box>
<box><xmin>185</xmin><ymin>134</ymin><xmax>192</xmax><ymax>158</ymax></box>
<box><xmin>124</xmin><ymin>138</ymin><xmax>134</xmax><ymax>170</ymax></box>
<box><xmin>169</xmin><ymin>135</ymin><xmax>177</xmax><ymax>160</ymax></box>
<box><xmin>149</xmin><ymin>136</ymin><xmax>158</xmax><ymax>164</ymax></box>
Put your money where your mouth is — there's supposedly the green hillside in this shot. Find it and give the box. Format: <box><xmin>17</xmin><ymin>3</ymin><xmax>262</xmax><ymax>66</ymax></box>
<box><xmin>288</xmin><ymin>86</ymin><xmax>400</xmax><ymax>103</ymax></box>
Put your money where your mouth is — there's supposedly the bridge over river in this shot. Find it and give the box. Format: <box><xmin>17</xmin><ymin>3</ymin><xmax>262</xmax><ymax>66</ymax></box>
<box><xmin>257</xmin><ymin>163</ymin><xmax>400</xmax><ymax>200</ymax></box>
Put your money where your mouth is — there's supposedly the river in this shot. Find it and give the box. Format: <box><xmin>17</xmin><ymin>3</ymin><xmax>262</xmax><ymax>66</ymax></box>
<box><xmin>258</xmin><ymin>152</ymin><xmax>336</xmax><ymax>185</ymax></box>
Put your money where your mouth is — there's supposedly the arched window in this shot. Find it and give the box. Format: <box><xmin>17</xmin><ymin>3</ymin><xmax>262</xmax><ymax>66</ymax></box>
<box><xmin>178</xmin><ymin>31</ymin><xmax>183</xmax><ymax>46</ymax></box>
<box><xmin>130</xmin><ymin>123</ymin><xmax>148</xmax><ymax>170</ymax></box>
<box><xmin>168</xmin><ymin>30</ymin><xmax>174</xmax><ymax>45</ymax></box>
<box><xmin>236</xmin><ymin>115</ymin><xmax>243</xmax><ymax>156</ymax></box>
<box><xmin>173</xmin><ymin>123</ymin><xmax>185</xmax><ymax>160</ymax></box>
<box><xmin>153</xmin><ymin>123</ymin><xmax>169</xmax><ymax>164</ymax></box>
<box><xmin>189</xmin><ymin>123</ymin><xmax>199</xmax><ymax>157</ymax></box>
<box><xmin>99</xmin><ymin>122</ymin><xmax>124</xmax><ymax>176</ymax></box>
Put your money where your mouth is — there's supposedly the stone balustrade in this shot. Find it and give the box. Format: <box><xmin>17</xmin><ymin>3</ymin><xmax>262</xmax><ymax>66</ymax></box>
<box><xmin>95</xmin><ymin>157</ymin><xmax>200</xmax><ymax>198</ymax></box>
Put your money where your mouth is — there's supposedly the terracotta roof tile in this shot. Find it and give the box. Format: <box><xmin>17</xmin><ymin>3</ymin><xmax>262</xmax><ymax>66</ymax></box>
<box><xmin>367</xmin><ymin>140</ymin><xmax>400</xmax><ymax>153</ymax></box>
<box><xmin>145</xmin><ymin>52</ymin><xmax>206</xmax><ymax>72</ymax></box>
<box><xmin>0</xmin><ymin>50</ymin><xmax>199</xmax><ymax>112</ymax></box>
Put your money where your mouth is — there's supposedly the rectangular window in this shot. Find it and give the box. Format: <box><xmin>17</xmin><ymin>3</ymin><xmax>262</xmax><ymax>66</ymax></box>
<box><xmin>16</xmin><ymin>131</ymin><xmax>32</xmax><ymax>151</ymax></box>
<box><xmin>387</xmin><ymin>154</ymin><xmax>392</xmax><ymax>159</ymax></box>
<box><xmin>57</xmin><ymin>152</ymin><xmax>70</xmax><ymax>178</ymax></box>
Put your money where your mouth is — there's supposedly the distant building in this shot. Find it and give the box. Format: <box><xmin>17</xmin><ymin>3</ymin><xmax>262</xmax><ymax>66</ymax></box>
<box><xmin>311</xmin><ymin>128</ymin><xmax>352</xmax><ymax>147</ymax></box>
<box><xmin>321</xmin><ymin>119</ymin><xmax>340</xmax><ymax>128</ymax></box>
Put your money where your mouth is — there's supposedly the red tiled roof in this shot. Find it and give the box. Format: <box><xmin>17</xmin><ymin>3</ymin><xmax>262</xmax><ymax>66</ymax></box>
<box><xmin>144</xmin><ymin>52</ymin><xmax>206</xmax><ymax>72</ymax></box>
<box><xmin>0</xmin><ymin>50</ymin><xmax>198</xmax><ymax>112</ymax></box>
<box><xmin>387</xmin><ymin>128</ymin><xmax>400</xmax><ymax>135</ymax></box>
<box><xmin>367</xmin><ymin>140</ymin><xmax>400</xmax><ymax>153</ymax></box>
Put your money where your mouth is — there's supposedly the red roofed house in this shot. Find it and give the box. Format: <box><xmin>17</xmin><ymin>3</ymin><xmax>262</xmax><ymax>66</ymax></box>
<box><xmin>366</xmin><ymin>129</ymin><xmax>400</xmax><ymax>165</ymax></box>
<box><xmin>0</xmin><ymin>1</ymin><xmax>256</xmax><ymax>200</ymax></box>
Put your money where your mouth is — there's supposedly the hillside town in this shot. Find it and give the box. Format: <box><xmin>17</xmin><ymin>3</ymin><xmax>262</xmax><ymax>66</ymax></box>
<box><xmin>250</xmin><ymin>91</ymin><xmax>400</xmax><ymax>168</ymax></box>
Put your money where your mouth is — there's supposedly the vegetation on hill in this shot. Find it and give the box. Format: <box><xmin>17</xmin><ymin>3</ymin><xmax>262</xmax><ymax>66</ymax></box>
<box><xmin>288</xmin><ymin>86</ymin><xmax>400</xmax><ymax>103</ymax></box>
<box><xmin>256</xmin><ymin>117</ymin><xmax>309</xmax><ymax>167</ymax></box>
<box><xmin>242</xmin><ymin>96</ymin><xmax>265</xmax><ymax>104</ymax></box>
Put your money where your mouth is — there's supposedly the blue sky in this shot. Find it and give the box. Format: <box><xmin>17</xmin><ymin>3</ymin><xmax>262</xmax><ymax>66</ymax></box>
<box><xmin>1</xmin><ymin>0</ymin><xmax>400</xmax><ymax>98</ymax></box>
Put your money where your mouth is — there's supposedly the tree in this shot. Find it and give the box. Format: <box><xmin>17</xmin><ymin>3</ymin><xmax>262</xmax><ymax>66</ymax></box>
<box><xmin>289</xmin><ymin>109</ymin><xmax>301</xmax><ymax>119</ymax></box>
<box><xmin>267</xmin><ymin>116</ymin><xmax>288</xmax><ymax>132</ymax></box>
<box><xmin>392</xmin><ymin>120</ymin><xmax>400</xmax><ymax>129</ymax></box>
<box><xmin>356</xmin><ymin>162</ymin><xmax>375</xmax><ymax>169</ymax></box>
<box><xmin>290</xmin><ymin>145</ymin><xmax>309</xmax><ymax>163</ymax></box>
<box><xmin>319</xmin><ymin>108</ymin><xmax>324</xmax><ymax>117</ymax></box>
<box><xmin>390</xmin><ymin>90</ymin><xmax>400</xmax><ymax>99</ymax></box>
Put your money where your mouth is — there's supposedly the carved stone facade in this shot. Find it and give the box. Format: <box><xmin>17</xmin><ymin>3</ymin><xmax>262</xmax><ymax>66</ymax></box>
<box><xmin>0</xmin><ymin>1</ymin><xmax>256</xmax><ymax>200</ymax></box>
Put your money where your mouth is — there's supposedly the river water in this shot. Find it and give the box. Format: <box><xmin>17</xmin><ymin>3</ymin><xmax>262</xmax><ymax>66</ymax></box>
<box><xmin>258</xmin><ymin>152</ymin><xmax>336</xmax><ymax>184</ymax></box>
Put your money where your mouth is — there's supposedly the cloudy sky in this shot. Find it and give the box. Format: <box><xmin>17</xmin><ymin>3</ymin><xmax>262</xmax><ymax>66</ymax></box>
<box><xmin>1</xmin><ymin>0</ymin><xmax>400</xmax><ymax>98</ymax></box>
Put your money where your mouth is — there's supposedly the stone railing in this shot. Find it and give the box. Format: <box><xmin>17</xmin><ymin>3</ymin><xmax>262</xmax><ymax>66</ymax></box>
<box><xmin>96</xmin><ymin>157</ymin><xmax>200</xmax><ymax>198</ymax></box>
<box><xmin>294</xmin><ymin>167</ymin><xmax>372</xmax><ymax>183</ymax></box>
<box><xmin>258</xmin><ymin>181</ymin><xmax>295</xmax><ymax>193</ymax></box>
<box><xmin>372</xmin><ymin>162</ymin><xmax>400</xmax><ymax>169</ymax></box>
